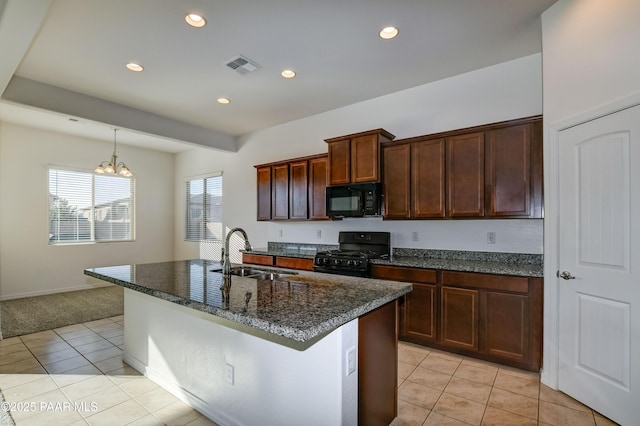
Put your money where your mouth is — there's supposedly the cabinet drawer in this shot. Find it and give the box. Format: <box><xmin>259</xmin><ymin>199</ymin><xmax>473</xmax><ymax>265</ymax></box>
<box><xmin>275</xmin><ymin>257</ymin><xmax>314</xmax><ymax>271</ymax></box>
<box><xmin>442</xmin><ymin>271</ymin><xmax>528</xmax><ymax>293</ymax></box>
<box><xmin>242</xmin><ymin>254</ymin><xmax>274</xmax><ymax>266</ymax></box>
<box><xmin>371</xmin><ymin>265</ymin><xmax>437</xmax><ymax>284</ymax></box>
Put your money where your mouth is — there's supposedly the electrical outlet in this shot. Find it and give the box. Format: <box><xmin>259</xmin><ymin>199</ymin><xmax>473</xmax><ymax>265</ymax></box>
<box><xmin>225</xmin><ymin>363</ymin><xmax>234</xmax><ymax>385</ymax></box>
<box><xmin>278</xmin><ymin>229</ymin><xmax>283</xmax><ymax>238</ymax></box>
<box><xmin>316</xmin><ymin>229</ymin><xmax>322</xmax><ymax>239</ymax></box>
<box><xmin>487</xmin><ymin>231</ymin><xmax>496</xmax><ymax>244</ymax></box>
<box><xmin>411</xmin><ymin>231</ymin><xmax>419</xmax><ymax>242</ymax></box>
<box><xmin>346</xmin><ymin>347</ymin><xmax>356</xmax><ymax>376</ymax></box>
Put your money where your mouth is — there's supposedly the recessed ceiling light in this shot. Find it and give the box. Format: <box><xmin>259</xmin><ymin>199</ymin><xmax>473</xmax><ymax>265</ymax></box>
<box><xmin>217</xmin><ymin>98</ymin><xmax>230</xmax><ymax>104</ymax></box>
<box><xmin>281</xmin><ymin>69</ymin><xmax>296</xmax><ymax>79</ymax></box>
<box><xmin>126</xmin><ymin>62</ymin><xmax>144</xmax><ymax>72</ymax></box>
<box><xmin>379</xmin><ymin>26</ymin><xmax>399</xmax><ymax>39</ymax></box>
<box><xmin>185</xmin><ymin>13</ymin><xmax>206</xmax><ymax>28</ymax></box>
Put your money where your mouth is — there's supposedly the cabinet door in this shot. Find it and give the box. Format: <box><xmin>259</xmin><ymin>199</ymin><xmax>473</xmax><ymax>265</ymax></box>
<box><xmin>446</xmin><ymin>132</ymin><xmax>485</xmax><ymax>217</ymax></box>
<box><xmin>242</xmin><ymin>254</ymin><xmax>274</xmax><ymax>266</ymax></box>
<box><xmin>328</xmin><ymin>140</ymin><xmax>351</xmax><ymax>185</ymax></box>
<box><xmin>383</xmin><ymin>144</ymin><xmax>410</xmax><ymax>219</ymax></box>
<box><xmin>441</xmin><ymin>286</ymin><xmax>479</xmax><ymax>350</ymax></box>
<box><xmin>256</xmin><ymin>167</ymin><xmax>272</xmax><ymax>221</ymax></box>
<box><xmin>289</xmin><ymin>160</ymin><xmax>308</xmax><ymax>220</ymax></box>
<box><xmin>481</xmin><ymin>291</ymin><xmax>530</xmax><ymax>364</ymax></box>
<box><xmin>412</xmin><ymin>138</ymin><xmax>446</xmax><ymax>218</ymax></box>
<box><xmin>308</xmin><ymin>156</ymin><xmax>328</xmax><ymax>220</ymax></box>
<box><xmin>271</xmin><ymin>164</ymin><xmax>289</xmax><ymax>220</ymax></box>
<box><xmin>274</xmin><ymin>257</ymin><xmax>314</xmax><ymax>271</ymax></box>
<box><xmin>485</xmin><ymin>124</ymin><xmax>531</xmax><ymax>217</ymax></box>
<box><xmin>351</xmin><ymin>134</ymin><xmax>379</xmax><ymax>183</ymax></box>
<box><xmin>402</xmin><ymin>283</ymin><xmax>437</xmax><ymax>343</ymax></box>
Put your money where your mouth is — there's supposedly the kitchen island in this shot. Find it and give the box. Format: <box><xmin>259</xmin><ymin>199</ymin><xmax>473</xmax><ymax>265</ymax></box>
<box><xmin>85</xmin><ymin>260</ymin><xmax>411</xmax><ymax>426</ymax></box>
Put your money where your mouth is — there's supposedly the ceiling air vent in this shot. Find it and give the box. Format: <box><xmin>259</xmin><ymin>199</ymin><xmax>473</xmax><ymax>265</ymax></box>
<box><xmin>224</xmin><ymin>55</ymin><xmax>261</xmax><ymax>75</ymax></box>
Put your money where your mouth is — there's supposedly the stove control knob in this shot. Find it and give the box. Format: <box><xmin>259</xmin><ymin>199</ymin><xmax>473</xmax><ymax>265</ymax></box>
<box><xmin>346</xmin><ymin>260</ymin><xmax>354</xmax><ymax>266</ymax></box>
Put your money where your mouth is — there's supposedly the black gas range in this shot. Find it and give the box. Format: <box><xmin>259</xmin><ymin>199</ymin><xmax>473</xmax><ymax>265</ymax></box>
<box><xmin>313</xmin><ymin>231</ymin><xmax>390</xmax><ymax>277</ymax></box>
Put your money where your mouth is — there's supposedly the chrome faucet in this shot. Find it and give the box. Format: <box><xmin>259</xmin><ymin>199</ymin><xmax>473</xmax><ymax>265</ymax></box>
<box><xmin>222</xmin><ymin>227</ymin><xmax>252</xmax><ymax>277</ymax></box>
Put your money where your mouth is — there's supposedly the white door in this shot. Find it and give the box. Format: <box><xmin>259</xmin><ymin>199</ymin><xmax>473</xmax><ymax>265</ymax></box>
<box><xmin>558</xmin><ymin>104</ymin><xmax>640</xmax><ymax>426</ymax></box>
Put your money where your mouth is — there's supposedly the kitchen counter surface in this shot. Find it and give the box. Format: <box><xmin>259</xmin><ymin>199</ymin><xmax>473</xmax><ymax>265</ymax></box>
<box><xmin>371</xmin><ymin>257</ymin><xmax>543</xmax><ymax>277</ymax></box>
<box><xmin>84</xmin><ymin>260</ymin><xmax>411</xmax><ymax>343</ymax></box>
<box><xmin>243</xmin><ymin>248</ymin><xmax>316</xmax><ymax>259</ymax></box>
<box><xmin>246</xmin><ymin>245</ymin><xmax>544</xmax><ymax>277</ymax></box>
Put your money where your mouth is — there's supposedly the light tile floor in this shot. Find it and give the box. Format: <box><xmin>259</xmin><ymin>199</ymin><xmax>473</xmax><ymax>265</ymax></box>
<box><xmin>394</xmin><ymin>342</ymin><xmax>619</xmax><ymax>426</ymax></box>
<box><xmin>0</xmin><ymin>316</ymin><xmax>216</xmax><ymax>425</ymax></box>
<box><xmin>0</xmin><ymin>318</ymin><xmax>621</xmax><ymax>426</ymax></box>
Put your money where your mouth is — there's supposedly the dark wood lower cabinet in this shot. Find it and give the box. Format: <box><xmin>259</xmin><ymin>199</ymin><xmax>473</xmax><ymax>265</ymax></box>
<box><xmin>404</xmin><ymin>283</ymin><xmax>436</xmax><ymax>343</ymax></box>
<box><xmin>441</xmin><ymin>286</ymin><xmax>479</xmax><ymax>351</ymax></box>
<box><xmin>481</xmin><ymin>291</ymin><xmax>529</xmax><ymax>363</ymax></box>
<box><xmin>243</xmin><ymin>254</ymin><xmax>314</xmax><ymax>271</ymax></box>
<box><xmin>358</xmin><ymin>300</ymin><xmax>398</xmax><ymax>426</ymax></box>
<box><xmin>371</xmin><ymin>265</ymin><xmax>543</xmax><ymax>372</ymax></box>
<box><xmin>274</xmin><ymin>256</ymin><xmax>314</xmax><ymax>271</ymax></box>
<box><xmin>370</xmin><ymin>265</ymin><xmax>437</xmax><ymax>344</ymax></box>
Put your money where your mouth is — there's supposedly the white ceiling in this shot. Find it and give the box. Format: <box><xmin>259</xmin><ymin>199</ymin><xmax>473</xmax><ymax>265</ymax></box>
<box><xmin>0</xmin><ymin>0</ymin><xmax>556</xmax><ymax>153</ymax></box>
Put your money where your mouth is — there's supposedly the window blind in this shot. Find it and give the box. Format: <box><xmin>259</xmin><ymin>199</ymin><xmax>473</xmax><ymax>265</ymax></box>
<box><xmin>48</xmin><ymin>168</ymin><xmax>135</xmax><ymax>243</ymax></box>
<box><xmin>186</xmin><ymin>174</ymin><xmax>223</xmax><ymax>241</ymax></box>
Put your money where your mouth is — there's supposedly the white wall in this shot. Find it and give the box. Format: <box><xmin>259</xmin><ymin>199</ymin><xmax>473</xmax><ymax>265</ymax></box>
<box><xmin>0</xmin><ymin>122</ymin><xmax>175</xmax><ymax>299</ymax></box>
<box><xmin>124</xmin><ymin>289</ymin><xmax>358</xmax><ymax>426</ymax></box>
<box><xmin>541</xmin><ymin>0</ymin><xmax>640</xmax><ymax>386</ymax></box>
<box><xmin>175</xmin><ymin>54</ymin><xmax>543</xmax><ymax>259</ymax></box>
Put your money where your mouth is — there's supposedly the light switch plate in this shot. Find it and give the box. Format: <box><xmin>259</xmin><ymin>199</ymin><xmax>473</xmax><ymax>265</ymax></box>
<box><xmin>225</xmin><ymin>363</ymin><xmax>234</xmax><ymax>385</ymax></box>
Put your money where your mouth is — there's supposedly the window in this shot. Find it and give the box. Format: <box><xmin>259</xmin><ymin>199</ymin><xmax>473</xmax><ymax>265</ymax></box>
<box><xmin>48</xmin><ymin>168</ymin><xmax>135</xmax><ymax>244</ymax></box>
<box><xmin>186</xmin><ymin>174</ymin><xmax>222</xmax><ymax>241</ymax></box>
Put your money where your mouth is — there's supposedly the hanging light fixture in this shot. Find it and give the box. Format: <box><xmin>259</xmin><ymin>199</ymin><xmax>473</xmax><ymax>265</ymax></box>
<box><xmin>95</xmin><ymin>129</ymin><xmax>133</xmax><ymax>177</ymax></box>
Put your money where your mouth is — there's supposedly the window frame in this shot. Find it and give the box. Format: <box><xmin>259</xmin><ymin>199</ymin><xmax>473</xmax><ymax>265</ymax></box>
<box><xmin>48</xmin><ymin>165</ymin><xmax>136</xmax><ymax>245</ymax></box>
<box><xmin>185</xmin><ymin>172</ymin><xmax>223</xmax><ymax>242</ymax></box>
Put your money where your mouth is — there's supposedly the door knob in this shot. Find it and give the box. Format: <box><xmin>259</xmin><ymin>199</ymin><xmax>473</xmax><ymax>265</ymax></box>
<box><xmin>558</xmin><ymin>270</ymin><xmax>576</xmax><ymax>280</ymax></box>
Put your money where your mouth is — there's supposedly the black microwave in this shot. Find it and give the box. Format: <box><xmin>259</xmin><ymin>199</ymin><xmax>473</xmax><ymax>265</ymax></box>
<box><xmin>326</xmin><ymin>183</ymin><xmax>381</xmax><ymax>219</ymax></box>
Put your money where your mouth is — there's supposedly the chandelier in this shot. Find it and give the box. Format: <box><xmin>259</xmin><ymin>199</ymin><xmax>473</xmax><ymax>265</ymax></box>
<box><xmin>95</xmin><ymin>128</ymin><xmax>133</xmax><ymax>177</ymax></box>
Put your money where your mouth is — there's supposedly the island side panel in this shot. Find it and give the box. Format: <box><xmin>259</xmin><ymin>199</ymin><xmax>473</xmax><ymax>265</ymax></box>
<box><xmin>123</xmin><ymin>289</ymin><xmax>358</xmax><ymax>426</ymax></box>
<box><xmin>358</xmin><ymin>300</ymin><xmax>398</xmax><ymax>426</ymax></box>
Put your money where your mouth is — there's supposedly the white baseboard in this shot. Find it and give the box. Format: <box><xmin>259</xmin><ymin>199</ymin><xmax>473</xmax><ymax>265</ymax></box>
<box><xmin>123</xmin><ymin>353</ymin><xmax>239</xmax><ymax>426</ymax></box>
<box><xmin>0</xmin><ymin>282</ymin><xmax>114</xmax><ymax>301</ymax></box>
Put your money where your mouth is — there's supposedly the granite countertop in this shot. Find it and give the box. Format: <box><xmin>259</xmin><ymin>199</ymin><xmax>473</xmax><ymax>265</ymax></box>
<box><xmin>246</xmin><ymin>244</ymin><xmax>544</xmax><ymax>277</ymax></box>
<box><xmin>84</xmin><ymin>260</ymin><xmax>411</xmax><ymax>343</ymax></box>
<box><xmin>243</xmin><ymin>248</ymin><xmax>316</xmax><ymax>259</ymax></box>
<box><xmin>370</xmin><ymin>257</ymin><xmax>543</xmax><ymax>277</ymax></box>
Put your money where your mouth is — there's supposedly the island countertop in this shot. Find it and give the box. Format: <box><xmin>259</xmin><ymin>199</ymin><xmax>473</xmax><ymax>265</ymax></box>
<box><xmin>84</xmin><ymin>260</ymin><xmax>411</xmax><ymax>343</ymax></box>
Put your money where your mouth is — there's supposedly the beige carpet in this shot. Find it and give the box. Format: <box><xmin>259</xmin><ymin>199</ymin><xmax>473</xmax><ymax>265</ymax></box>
<box><xmin>0</xmin><ymin>286</ymin><xmax>123</xmax><ymax>338</ymax></box>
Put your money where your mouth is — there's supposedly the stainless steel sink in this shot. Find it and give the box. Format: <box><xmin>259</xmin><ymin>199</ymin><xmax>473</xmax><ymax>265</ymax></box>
<box><xmin>230</xmin><ymin>266</ymin><xmax>267</xmax><ymax>276</ymax></box>
<box><xmin>211</xmin><ymin>266</ymin><xmax>297</xmax><ymax>280</ymax></box>
<box><xmin>250</xmin><ymin>272</ymin><xmax>295</xmax><ymax>280</ymax></box>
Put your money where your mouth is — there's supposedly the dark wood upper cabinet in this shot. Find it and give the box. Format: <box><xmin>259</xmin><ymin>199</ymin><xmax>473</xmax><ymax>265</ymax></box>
<box><xmin>327</xmin><ymin>139</ymin><xmax>351</xmax><ymax>185</ymax></box>
<box><xmin>381</xmin><ymin>115</ymin><xmax>542</xmax><ymax>221</ymax></box>
<box><xmin>271</xmin><ymin>164</ymin><xmax>289</xmax><ymax>220</ymax></box>
<box><xmin>412</xmin><ymin>138</ymin><xmax>446</xmax><ymax>218</ymax></box>
<box><xmin>255</xmin><ymin>154</ymin><xmax>329</xmax><ymax>222</ymax></box>
<box><xmin>326</xmin><ymin>129</ymin><xmax>395</xmax><ymax>185</ymax></box>
<box><xmin>351</xmin><ymin>134</ymin><xmax>380</xmax><ymax>183</ymax></box>
<box><xmin>486</xmin><ymin>121</ymin><xmax>543</xmax><ymax>218</ymax></box>
<box><xmin>308</xmin><ymin>156</ymin><xmax>329</xmax><ymax>220</ymax></box>
<box><xmin>446</xmin><ymin>132</ymin><xmax>485</xmax><ymax>217</ymax></box>
<box><xmin>256</xmin><ymin>166</ymin><xmax>272</xmax><ymax>221</ymax></box>
<box><xmin>289</xmin><ymin>160</ymin><xmax>308</xmax><ymax>220</ymax></box>
<box><xmin>383</xmin><ymin>144</ymin><xmax>411</xmax><ymax>219</ymax></box>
